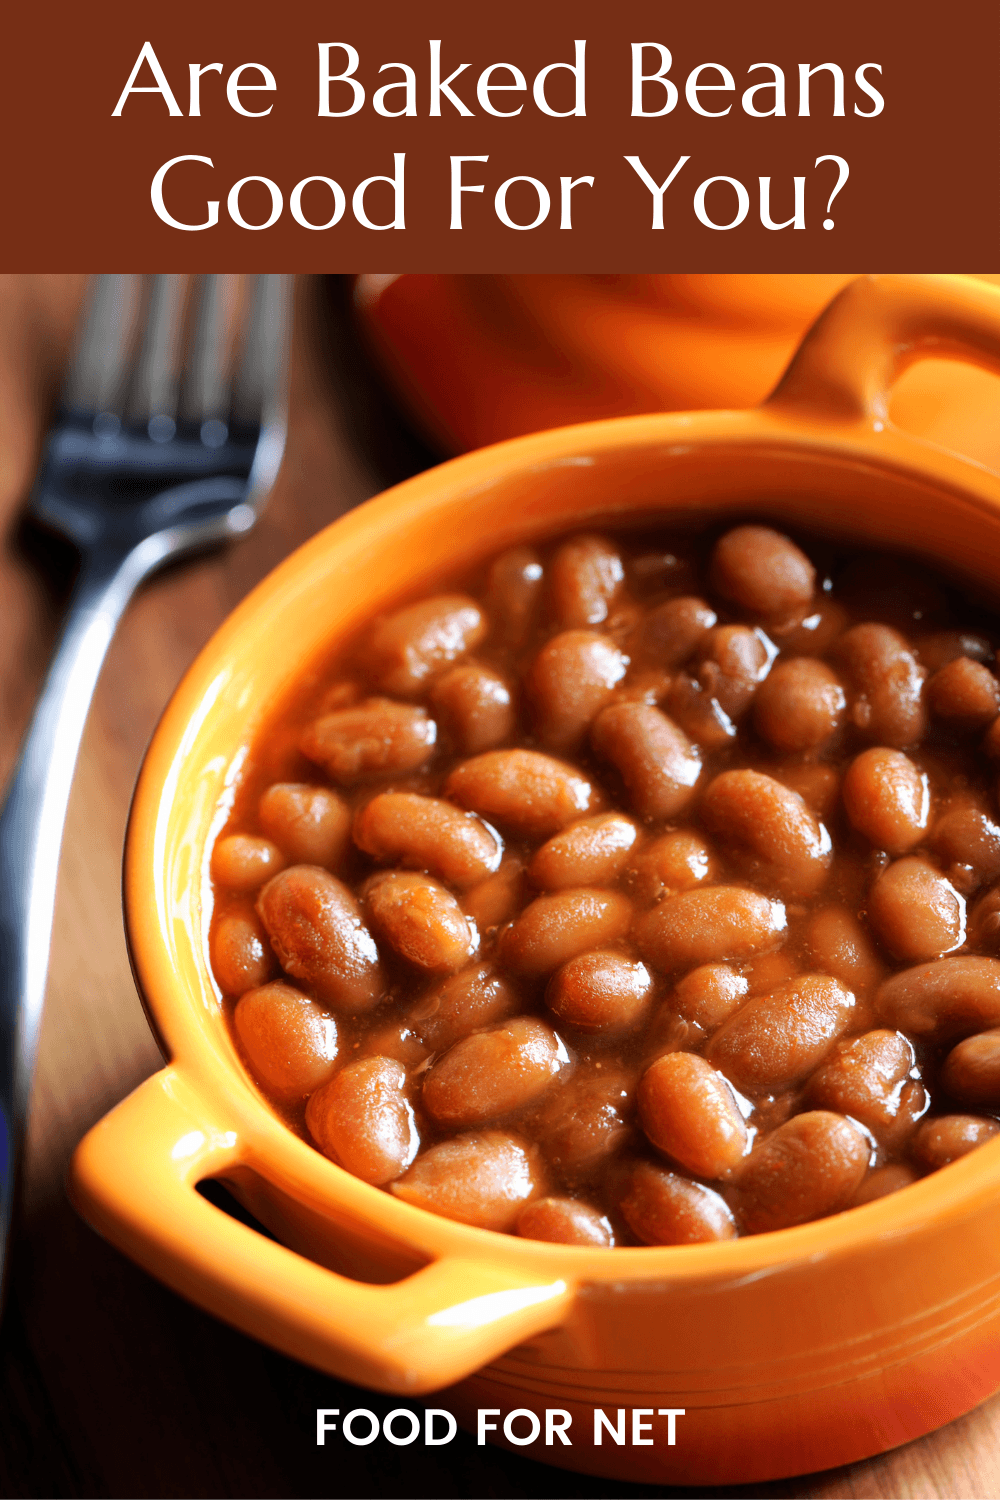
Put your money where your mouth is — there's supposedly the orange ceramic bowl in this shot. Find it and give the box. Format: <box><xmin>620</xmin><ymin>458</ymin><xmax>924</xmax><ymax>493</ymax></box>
<box><xmin>72</xmin><ymin>275</ymin><xmax>1000</xmax><ymax>1488</ymax></box>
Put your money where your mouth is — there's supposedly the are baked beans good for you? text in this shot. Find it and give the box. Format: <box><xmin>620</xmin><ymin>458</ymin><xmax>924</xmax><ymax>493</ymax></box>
<box><xmin>208</xmin><ymin>521</ymin><xmax>1000</xmax><ymax>1247</ymax></box>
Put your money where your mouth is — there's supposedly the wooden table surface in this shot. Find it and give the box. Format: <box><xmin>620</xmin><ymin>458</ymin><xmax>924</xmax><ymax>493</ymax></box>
<box><xmin>2</xmin><ymin>273</ymin><xmax>1000</xmax><ymax>1500</ymax></box>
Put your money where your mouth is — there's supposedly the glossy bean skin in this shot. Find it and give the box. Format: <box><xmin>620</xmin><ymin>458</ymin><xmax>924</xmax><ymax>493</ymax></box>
<box><xmin>409</xmin><ymin>964</ymin><xmax>521</xmax><ymax>1052</ymax></box>
<box><xmin>619</xmin><ymin>1161</ymin><xmax>737</xmax><ymax>1245</ymax></box>
<box><xmin>803</xmin><ymin>906</ymin><xmax>886</xmax><ymax>994</ymax></box>
<box><xmin>931</xmin><ymin>804</ymin><xmax>1000</xmax><ymax>891</ymax></box>
<box><xmin>590</xmin><ymin>702</ymin><xmax>701</xmax><ymax>820</ymax></box>
<box><xmin>926</xmin><ymin>656</ymin><xmax>1000</xmax><ymax>730</ymax></box>
<box><xmin>547</xmin><ymin>951</ymin><xmax>654</xmax><ymax>1033</ymax></box>
<box><xmin>690</xmin><ymin>625</ymin><xmax>774</xmax><ymax>720</ymax></box>
<box><xmin>911</xmin><ymin>1114</ymin><xmax>1000</xmax><ymax>1169</ymax></box>
<box><xmin>710</xmin><ymin>525</ymin><xmax>816</xmax><ymax>619</ymax></box>
<box><xmin>627</xmin><ymin>830</ymin><xmax>717</xmax><ymax>905</ymax></box>
<box><xmin>258</xmin><ymin>784</ymin><xmax>352</xmax><ymax>869</ymax></box>
<box><xmin>941</xmin><ymin>1030</ymin><xmax>1000</xmax><ymax>1107</ymax></box>
<box><xmin>968</xmin><ymin>886</ymin><xmax>1000</xmax><ymax>951</ymax></box>
<box><xmin>365</xmin><ymin>871</ymin><xmax>477</xmax><ymax>972</ymax></box>
<box><xmin>529</xmin><ymin>813</ymin><xmax>639</xmax><ymax>891</ymax></box>
<box><xmin>638</xmin><ymin>1053</ymin><xmax>748</xmax><ymax>1179</ymax></box>
<box><xmin>836</xmin><ymin>624</ymin><xmax>927</xmax><ymax>747</ymax></box>
<box><xmin>730</xmin><ymin>1113</ymin><xmax>869</xmax><ymax>1234</ymax></box>
<box><xmin>353</xmin><ymin>1019</ymin><xmax>428</xmax><ymax>1069</ymax></box>
<box><xmin>390</xmin><ymin>1130</ymin><xmax>545</xmax><ymax>1230</ymax></box>
<box><xmin>430</xmin><ymin>663</ymin><xmax>515</xmax><ymax>754</ymax></box>
<box><xmin>773</xmin><ymin>762</ymin><xmax>840</xmax><ymax>822</ymax></box>
<box><xmin>706</xmin><ymin>975</ymin><xmax>859</xmax><ymax>1095</ymax></box>
<box><xmin>499</xmin><ymin>889</ymin><xmax>633</xmax><ymax>977</ymax></box>
<box><xmin>641</xmin><ymin>596</ymin><xmax>717</xmax><ymax>668</ymax></box>
<box><xmin>445</xmin><ymin>749</ymin><xmax>605</xmax><ymax>839</ymax></box>
<box><xmin>365</xmin><ymin>594</ymin><xmax>486</xmax><ymax>696</ymax></box>
<box><xmin>211</xmin><ymin>909</ymin><xmax>276</xmax><ymax>995</ymax></box>
<box><xmin>841</xmin><ymin>748</ymin><xmax>929</xmax><ymax>855</ymax></box>
<box><xmin>673</xmin><ymin>964</ymin><xmax>749</xmax><ymax>1031</ymax></box>
<box><xmin>234</xmin><ymin>981</ymin><xmax>339</xmax><ymax>1098</ymax></box>
<box><xmin>462</xmin><ymin>857</ymin><xmax>526</xmax><ymax>933</ymax></box>
<box><xmin>549</xmin><ymin>533</ymin><xmax>625</xmax><ymax>627</ymax></box>
<box><xmin>877</xmin><ymin>956</ymin><xmax>1000</xmax><ymax>1041</ymax></box>
<box><xmin>534</xmin><ymin>1066</ymin><xmax>633</xmax><ymax>1173</ymax></box>
<box><xmin>634</xmin><ymin>886</ymin><xmax>786</xmax><ymax>974</ymax></box>
<box><xmin>211</xmin><ymin>834</ymin><xmax>285</xmax><ymax>893</ymax></box>
<box><xmin>868</xmin><ymin>858</ymin><xmax>965</xmax><ymax>961</ymax></box>
<box><xmin>517</xmin><ymin>1196</ymin><xmax>615</xmax><ymax>1246</ymax></box>
<box><xmin>421</xmin><ymin>1017</ymin><xmax>568</xmax><ymax>1127</ymax></box>
<box><xmin>526</xmin><ymin>630</ymin><xmax>628</xmax><ymax>752</ymax></box>
<box><xmin>306</xmin><ymin>1057</ymin><xmax>418</xmax><ymax>1185</ymax></box>
<box><xmin>300</xmin><ymin>699</ymin><xmax>437</xmax><ymax>784</ymax></box>
<box><xmin>754</xmin><ymin>658</ymin><xmax>846</xmax><ymax>752</ymax></box>
<box><xmin>256</xmin><ymin>866</ymin><xmax>385</xmax><ymax>1012</ymax></box>
<box><xmin>852</xmin><ymin>1163</ymin><xmax>919</xmax><ymax>1205</ymax></box>
<box><xmin>806</xmin><ymin>1030</ymin><xmax>924</xmax><ymax>1139</ymax></box>
<box><xmin>353</xmin><ymin>792</ymin><xmax>502</xmax><ymax>889</ymax></box>
<box><xmin>700</xmin><ymin>770</ymin><xmax>832</xmax><ymax>899</ymax></box>
<box><xmin>743</xmin><ymin>951</ymin><xmax>799</xmax><ymax>995</ymax></box>
<box><xmin>486</xmin><ymin>545</ymin><xmax>543</xmax><ymax>645</ymax></box>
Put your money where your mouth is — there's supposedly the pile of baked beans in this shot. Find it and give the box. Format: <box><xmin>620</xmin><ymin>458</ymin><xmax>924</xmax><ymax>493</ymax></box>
<box><xmin>208</xmin><ymin>523</ymin><xmax>1000</xmax><ymax>1246</ymax></box>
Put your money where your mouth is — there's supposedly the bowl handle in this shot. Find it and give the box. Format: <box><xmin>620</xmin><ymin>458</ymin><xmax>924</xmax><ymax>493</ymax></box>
<box><xmin>767</xmin><ymin>273</ymin><xmax>1000</xmax><ymax>426</ymax></box>
<box><xmin>69</xmin><ymin>1067</ymin><xmax>573</xmax><ymax>1395</ymax></box>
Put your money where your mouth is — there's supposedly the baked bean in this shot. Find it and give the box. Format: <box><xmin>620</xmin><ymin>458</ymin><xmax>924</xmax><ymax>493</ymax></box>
<box><xmin>614</xmin><ymin>668</ymin><xmax>673</xmax><ymax>706</ymax></box>
<box><xmin>641</xmin><ymin>1005</ymin><xmax>705</xmax><ymax>1066</ymax></box>
<box><xmin>770</xmin><ymin>597</ymin><xmax>849</xmax><ymax>656</ymax></box>
<box><xmin>641</xmin><ymin>596</ymin><xmax>717</xmax><ymax>668</ymax></box>
<box><xmin>911</xmin><ymin>1114</ymin><xmax>1000</xmax><ymax>1170</ymax></box>
<box><xmin>211</xmin><ymin>834</ymin><xmax>285</xmax><ymax>893</ymax></box>
<box><xmin>353</xmin><ymin>1020</ymin><xmax>428</xmax><ymax>1068</ymax></box>
<box><xmin>868</xmin><ymin>858</ymin><xmax>966</xmax><ymax>961</ymax></box>
<box><xmin>365</xmin><ymin>871</ymin><xmax>477</xmax><ymax>972</ymax></box>
<box><xmin>803</xmin><ymin>906</ymin><xmax>886</xmax><ymax>994</ymax></box>
<box><xmin>234</xmin><ymin>981</ymin><xmax>339</xmax><ymax>1098</ymax></box>
<box><xmin>486</xmin><ymin>545</ymin><xmax>543</xmax><ymax>645</ymax></box>
<box><xmin>841</xmin><ymin>748</ymin><xmax>930</xmax><ymax>855</ymax></box>
<box><xmin>638</xmin><ymin>1053</ymin><xmax>748</xmax><ymax>1179</ymax></box>
<box><xmin>931</xmin><ymin>804</ymin><xmax>1000</xmax><ymax>891</ymax></box>
<box><xmin>306</xmin><ymin>1057</ymin><xmax>418</xmax><ymax>1185</ymax></box>
<box><xmin>365</xmin><ymin>594</ymin><xmax>486</xmax><ymax>696</ymax></box>
<box><xmin>926</xmin><ymin>656</ymin><xmax>1000</xmax><ymax>730</ymax></box>
<box><xmin>917</xmin><ymin>631</ymin><xmax>994</xmax><ymax>673</ymax></box>
<box><xmin>530</xmin><ymin>813</ymin><xmax>639</xmax><ymax>892</ymax></box>
<box><xmin>877</xmin><ymin>956</ymin><xmax>1000</xmax><ymax>1041</ymax></box>
<box><xmin>743</xmin><ymin>951</ymin><xmax>800</xmax><ymax>995</ymax></box>
<box><xmin>547</xmin><ymin>951</ymin><xmax>654</xmax><ymax>1033</ymax></box>
<box><xmin>429</xmin><ymin>663</ymin><xmax>515</xmax><ymax>753</ymax></box>
<box><xmin>968</xmin><ymin>886</ymin><xmax>1000</xmax><ymax>950</ymax></box>
<box><xmin>730</xmin><ymin>1113</ymin><xmax>869</xmax><ymax>1233</ymax></box>
<box><xmin>462</xmin><ymin>856</ymin><xmax>526</xmax><ymax>932</ymax></box>
<box><xmin>806</xmin><ymin>1030</ymin><xmax>922</xmax><ymax>1138</ymax></box>
<box><xmin>619</xmin><ymin>1160</ymin><xmax>737</xmax><ymax>1244</ymax></box>
<box><xmin>211</xmin><ymin>909</ymin><xmax>275</xmax><ymax>995</ymax></box>
<box><xmin>445</xmin><ymin>749</ymin><xmax>605</xmax><ymax>839</ymax></box>
<box><xmin>700</xmin><ymin>770</ymin><xmax>832</xmax><ymax>899</ymax></box>
<box><xmin>634</xmin><ymin>886</ymin><xmax>786</xmax><ymax>973</ymax></box>
<box><xmin>421</xmin><ymin>1017</ymin><xmax>568</xmax><ymax>1127</ymax></box>
<box><xmin>549</xmin><ymin>533</ymin><xmax>625</xmax><ymax>628</ymax></box>
<box><xmin>691</xmin><ymin>625</ymin><xmax>775</xmax><ymax>719</ymax></box>
<box><xmin>754</xmin><ymin>658</ymin><xmax>846</xmax><ymax>753</ymax></box>
<box><xmin>851</xmin><ymin>1163</ymin><xmax>919</xmax><ymax>1205</ymax></box>
<box><xmin>409</xmin><ymin>964</ymin><xmax>521</xmax><ymax>1052</ymax></box>
<box><xmin>941</xmin><ymin>1030</ymin><xmax>1000</xmax><ymax>1107</ymax></box>
<box><xmin>301</xmin><ymin>699</ymin><xmax>437</xmax><ymax>784</ymax></box>
<box><xmin>516</xmin><ymin>1196</ymin><xmax>615</xmax><ymax>1247</ymax></box>
<box><xmin>499</xmin><ymin>889</ymin><xmax>633</xmax><ymax>977</ymax></box>
<box><xmin>772</xmin><ymin>763</ymin><xmax>840</xmax><ymax>821</ymax></box>
<box><xmin>525</xmin><ymin>631</ymin><xmax>628</xmax><ymax>754</ymax></box>
<box><xmin>707</xmin><ymin>975</ymin><xmax>858</xmax><ymax>1095</ymax></box>
<box><xmin>673</xmin><ymin>964</ymin><xmax>749</xmax><ymax>1031</ymax></box>
<box><xmin>627</xmin><ymin>829</ymin><xmax>717</xmax><ymax>905</ymax></box>
<box><xmin>257</xmin><ymin>866</ymin><xmax>385</xmax><ymax>1012</ymax></box>
<box><xmin>666</xmin><ymin>672</ymin><xmax>739</xmax><ymax>748</ymax></box>
<box><xmin>390</xmin><ymin>1130</ymin><xmax>545</xmax><ymax>1230</ymax></box>
<box><xmin>710</xmin><ymin>525</ymin><xmax>816</xmax><ymax>619</ymax></box>
<box><xmin>535</xmin><ymin>1066</ymin><xmax>633</xmax><ymax>1173</ymax></box>
<box><xmin>836</xmin><ymin>623</ymin><xmax>927</xmax><ymax>747</ymax></box>
<box><xmin>353</xmin><ymin>792</ymin><xmax>502</xmax><ymax>889</ymax></box>
<box><xmin>590</xmin><ymin>702</ymin><xmax>701</xmax><ymax>820</ymax></box>
<box><xmin>258</xmin><ymin>784</ymin><xmax>352</xmax><ymax>869</ymax></box>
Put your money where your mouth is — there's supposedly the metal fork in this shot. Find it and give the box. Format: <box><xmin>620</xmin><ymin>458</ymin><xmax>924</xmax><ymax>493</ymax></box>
<box><xmin>0</xmin><ymin>273</ymin><xmax>290</xmax><ymax>1298</ymax></box>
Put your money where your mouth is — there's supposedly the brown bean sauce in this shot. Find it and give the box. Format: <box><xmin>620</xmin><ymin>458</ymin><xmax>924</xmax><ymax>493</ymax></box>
<box><xmin>209</xmin><ymin>523</ymin><xmax>1000</xmax><ymax>1245</ymax></box>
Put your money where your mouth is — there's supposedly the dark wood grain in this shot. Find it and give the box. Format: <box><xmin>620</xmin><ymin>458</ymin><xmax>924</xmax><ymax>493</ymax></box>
<box><xmin>2</xmin><ymin>274</ymin><xmax>999</xmax><ymax>1500</ymax></box>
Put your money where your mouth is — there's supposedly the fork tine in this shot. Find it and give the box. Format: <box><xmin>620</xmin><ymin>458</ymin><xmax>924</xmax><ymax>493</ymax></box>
<box><xmin>127</xmin><ymin>275</ymin><xmax>188</xmax><ymax>439</ymax></box>
<box><xmin>180</xmin><ymin>275</ymin><xmax>231</xmax><ymax>435</ymax></box>
<box><xmin>62</xmin><ymin>275</ymin><xmax>144</xmax><ymax>416</ymax></box>
<box><xmin>230</xmin><ymin>276</ymin><xmax>290</xmax><ymax>426</ymax></box>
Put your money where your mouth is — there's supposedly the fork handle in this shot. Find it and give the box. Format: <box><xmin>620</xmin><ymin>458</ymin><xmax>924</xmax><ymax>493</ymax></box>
<box><xmin>0</xmin><ymin>536</ymin><xmax>163</xmax><ymax>1293</ymax></box>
